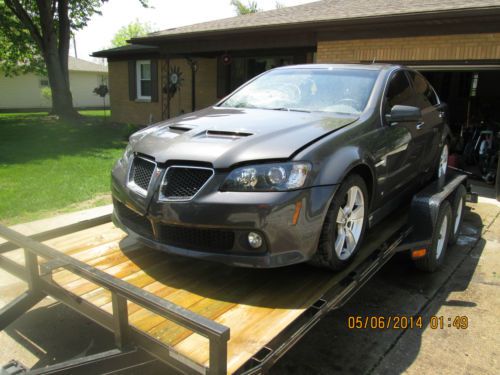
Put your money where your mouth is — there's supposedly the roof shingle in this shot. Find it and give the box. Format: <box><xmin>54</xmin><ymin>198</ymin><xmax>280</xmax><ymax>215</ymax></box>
<box><xmin>134</xmin><ymin>0</ymin><xmax>500</xmax><ymax>41</ymax></box>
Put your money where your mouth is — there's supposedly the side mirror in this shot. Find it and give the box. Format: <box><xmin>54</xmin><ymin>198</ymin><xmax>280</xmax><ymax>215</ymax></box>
<box><xmin>385</xmin><ymin>105</ymin><xmax>422</xmax><ymax>125</ymax></box>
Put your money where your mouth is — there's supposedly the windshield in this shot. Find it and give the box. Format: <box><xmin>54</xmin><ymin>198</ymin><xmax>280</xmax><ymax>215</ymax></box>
<box><xmin>219</xmin><ymin>68</ymin><xmax>379</xmax><ymax>115</ymax></box>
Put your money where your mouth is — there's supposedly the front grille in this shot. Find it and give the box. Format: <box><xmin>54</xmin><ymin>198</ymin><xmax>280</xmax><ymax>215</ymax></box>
<box><xmin>130</xmin><ymin>157</ymin><xmax>156</xmax><ymax>192</ymax></box>
<box><xmin>161</xmin><ymin>167</ymin><xmax>213</xmax><ymax>200</ymax></box>
<box><xmin>114</xmin><ymin>199</ymin><xmax>154</xmax><ymax>239</ymax></box>
<box><xmin>158</xmin><ymin>224</ymin><xmax>234</xmax><ymax>252</ymax></box>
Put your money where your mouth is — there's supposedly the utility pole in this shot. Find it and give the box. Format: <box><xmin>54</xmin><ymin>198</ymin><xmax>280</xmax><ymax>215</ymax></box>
<box><xmin>72</xmin><ymin>34</ymin><xmax>78</xmax><ymax>58</ymax></box>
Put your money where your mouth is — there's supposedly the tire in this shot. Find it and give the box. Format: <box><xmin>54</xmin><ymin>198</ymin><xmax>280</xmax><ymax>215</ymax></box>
<box><xmin>310</xmin><ymin>174</ymin><xmax>369</xmax><ymax>271</ymax></box>
<box><xmin>496</xmin><ymin>152</ymin><xmax>500</xmax><ymax>201</ymax></box>
<box><xmin>413</xmin><ymin>200</ymin><xmax>452</xmax><ymax>272</ymax></box>
<box><xmin>449</xmin><ymin>185</ymin><xmax>466</xmax><ymax>245</ymax></box>
<box><xmin>435</xmin><ymin>141</ymin><xmax>449</xmax><ymax>181</ymax></box>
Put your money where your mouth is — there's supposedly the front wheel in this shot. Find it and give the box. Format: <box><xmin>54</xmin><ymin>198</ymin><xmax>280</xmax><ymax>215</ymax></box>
<box><xmin>311</xmin><ymin>174</ymin><xmax>368</xmax><ymax>271</ymax></box>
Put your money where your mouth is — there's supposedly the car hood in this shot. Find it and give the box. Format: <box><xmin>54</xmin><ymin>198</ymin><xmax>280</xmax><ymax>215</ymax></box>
<box><xmin>131</xmin><ymin>107</ymin><xmax>358</xmax><ymax>169</ymax></box>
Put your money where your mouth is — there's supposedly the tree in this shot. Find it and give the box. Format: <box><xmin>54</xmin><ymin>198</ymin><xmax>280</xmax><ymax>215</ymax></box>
<box><xmin>111</xmin><ymin>20</ymin><xmax>152</xmax><ymax>48</ymax></box>
<box><xmin>0</xmin><ymin>1</ymin><xmax>148</xmax><ymax>119</ymax></box>
<box><xmin>230</xmin><ymin>0</ymin><xmax>260</xmax><ymax>15</ymax></box>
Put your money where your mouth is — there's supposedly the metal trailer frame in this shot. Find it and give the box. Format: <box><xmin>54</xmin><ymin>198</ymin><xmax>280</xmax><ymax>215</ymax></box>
<box><xmin>0</xmin><ymin>172</ymin><xmax>474</xmax><ymax>375</ymax></box>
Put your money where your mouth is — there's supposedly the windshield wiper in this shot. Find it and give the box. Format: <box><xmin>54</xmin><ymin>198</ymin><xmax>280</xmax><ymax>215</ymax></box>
<box><xmin>269</xmin><ymin>107</ymin><xmax>311</xmax><ymax>113</ymax></box>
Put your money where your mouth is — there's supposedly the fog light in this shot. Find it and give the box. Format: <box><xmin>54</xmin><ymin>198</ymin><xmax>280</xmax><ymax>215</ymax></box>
<box><xmin>248</xmin><ymin>232</ymin><xmax>263</xmax><ymax>249</ymax></box>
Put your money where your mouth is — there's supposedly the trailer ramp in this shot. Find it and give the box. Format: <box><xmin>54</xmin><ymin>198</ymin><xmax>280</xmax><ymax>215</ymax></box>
<box><xmin>0</xmin><ymin>208</ymin><xmax>408</xmax><ymax>374</ymax></box>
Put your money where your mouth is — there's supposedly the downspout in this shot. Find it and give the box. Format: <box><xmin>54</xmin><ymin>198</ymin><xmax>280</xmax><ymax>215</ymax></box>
<box><xmin>187</xmin><ymin>58</ymin><xmax>198</xmax><ymax>112</ymax></box>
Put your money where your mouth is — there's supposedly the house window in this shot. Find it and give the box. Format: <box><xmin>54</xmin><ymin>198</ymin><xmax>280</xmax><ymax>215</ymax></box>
<box><xmin>39</xmin><ymin>78</ymin><xmax>49</xmax><ymax>87</ymax></box>
<box><xmin>136</xmin><ymin>60</ymin><xmax>151</xmax><ymax>100</ymax></box>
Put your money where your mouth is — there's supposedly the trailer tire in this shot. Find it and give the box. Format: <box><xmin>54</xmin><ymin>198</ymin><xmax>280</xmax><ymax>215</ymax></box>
<box><xmin>310</xmin><ymin>174</ymin><xmax>368</xmax><ymax>271</ymax></box>
<box><xmin>449</xmin><ymin>184</ymin><xmax>466</xmax><ymax>245</ymax></box>
<box><xmin>496</xmin><ymin>151</ymin><xmax>500</xmax><ymax>201</ymax></box>
<box><xmin>414</xmin><ymin>200</ymin><xmax>452</xmax><ymax>272</ymax></box>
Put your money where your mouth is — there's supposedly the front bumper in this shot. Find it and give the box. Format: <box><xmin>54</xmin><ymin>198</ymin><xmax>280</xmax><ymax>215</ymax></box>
<box><xmin>111</xmin><ymin>158</ymin><xmax>338</xmax><ymax>268</ymax></box>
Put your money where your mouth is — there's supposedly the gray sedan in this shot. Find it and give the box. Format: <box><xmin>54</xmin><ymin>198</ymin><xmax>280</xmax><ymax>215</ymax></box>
<box><xmin>111</xmin><ymin>64</ymin><xmax>449</xmax><ymax>270</ymax></box>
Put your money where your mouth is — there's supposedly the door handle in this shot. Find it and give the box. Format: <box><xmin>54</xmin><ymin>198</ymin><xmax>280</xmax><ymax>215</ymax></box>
<box><xmin>438</xmin><ymin>111</ymin><xmax>445</xmax><ymax>118</ymax></box>
<box><xmin>416</xmin><ymin>122</ymin><xmax>425</xmax><ymax>130</ymax></box>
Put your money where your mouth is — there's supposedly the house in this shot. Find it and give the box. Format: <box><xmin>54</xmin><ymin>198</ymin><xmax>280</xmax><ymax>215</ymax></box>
<box><xmin>0</xmin><ymin>56</ymin><xmax>108</xmax><ymax>111</ymax></box>
<box><xmin>92</xmin><ymin>0</ymin><xmax>500</xmax><ymax>136</ymax></box>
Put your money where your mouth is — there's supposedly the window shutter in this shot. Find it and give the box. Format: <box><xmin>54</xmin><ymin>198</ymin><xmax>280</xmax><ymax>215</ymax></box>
<box><xmin>128</xmin><ymin>60</ymin><xmax>136</xmax><ymax>101</ymax></box>
<box><xmin>151</xmin><ymin>59</ymin><xmax>159</xmax><ymax>102</ymax></box>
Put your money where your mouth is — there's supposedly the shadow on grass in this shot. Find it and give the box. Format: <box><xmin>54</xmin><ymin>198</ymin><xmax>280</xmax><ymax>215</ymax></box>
<box><xmin>0</xmin><ymin>113</ymin><xmax>133</xmax><ymax>165</ymax></box>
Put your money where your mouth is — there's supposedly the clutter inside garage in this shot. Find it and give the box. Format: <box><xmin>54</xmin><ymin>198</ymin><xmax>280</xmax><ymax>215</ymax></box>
<box><xmin>420</xmin><ymin>68</ymin><xmax>500</xmax><ymax>186</ymax></box>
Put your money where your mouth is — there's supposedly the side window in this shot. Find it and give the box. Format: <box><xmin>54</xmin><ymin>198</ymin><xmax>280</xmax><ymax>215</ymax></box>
<box><xmin>409</xmin><ymin>71</ymin><xmax>439</xmax><ymax>108</ymax></box>
<box><xmin>384</xmin><ymin>71</ymin><xmax>414</xmax><ymax>115</ymax></box>
<box><xmin>136</xmin><ymin>60</ymin><xmax>152</xmax><ymax>100</ymax></box>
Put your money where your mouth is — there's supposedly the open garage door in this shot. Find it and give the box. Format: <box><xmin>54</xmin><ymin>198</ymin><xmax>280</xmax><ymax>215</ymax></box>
<box><xmin>410</xmin><ymin>64</ymin><xmax>500</xmax><ymax>136</ymax></box>
<box><xmin>411</xmin><ymin>63</ymin><xmax>500</xmax><ymax>182</ymax></box>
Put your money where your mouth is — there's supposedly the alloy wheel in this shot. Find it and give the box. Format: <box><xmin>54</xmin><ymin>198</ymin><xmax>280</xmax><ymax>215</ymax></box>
<box><xmin>436</xmin><ymin>215</ymin><xmax>448</xmax><ymax>259</ymax></box>
<box><xmin>335</xmin><ymin>186</ymin><xmax>365</xmax><ymax>260</ymax></box>
<box><xmin>438</xmin><ymin>144</ymin><xmax>449</xmax><ymax>178</ymax></box>
<box><xmin>454</xmin><ymin>197</ymin><xmax>463</xmax><ymax>234</ymax></box>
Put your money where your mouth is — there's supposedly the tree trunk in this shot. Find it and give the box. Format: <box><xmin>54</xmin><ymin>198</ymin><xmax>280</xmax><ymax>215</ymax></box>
<box><xmin>45</xmin><ymin>51</ymin><xmax>77</xmax><ymax>119</ymax></box>
<box><xmin>43</xmin><ymin>35</ymin><xmax>78</xmax><ymax>119</ymax></box>
<box><xmin>4</xmin><ymin>0</ymin><xmax>78</xmax><ymax>119</ymax></box>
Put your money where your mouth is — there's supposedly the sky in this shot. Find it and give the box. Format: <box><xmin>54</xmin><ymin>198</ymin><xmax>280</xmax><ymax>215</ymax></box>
<box><xmin>72</xmin><ymin>0</ymin><xmax>317</xmax><ymax>62</ymax></box>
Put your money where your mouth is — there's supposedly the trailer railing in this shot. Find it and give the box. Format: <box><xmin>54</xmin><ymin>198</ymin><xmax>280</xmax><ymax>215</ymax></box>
<box><xmin>0</xmin><ymin>218</ymin><xmax>230</xmax><ymax>375</ymax></box>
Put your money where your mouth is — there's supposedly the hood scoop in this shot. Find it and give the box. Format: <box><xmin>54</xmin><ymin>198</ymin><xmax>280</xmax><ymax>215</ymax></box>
<box><xmin>168</xmin><ymin>125</ymin><xmax>193</xmax><ymax>133</ymax></box>
<box><xmin>203</xmin><ymin>130</ymin><xmax>253</xmax><ymax>140</ymax></box>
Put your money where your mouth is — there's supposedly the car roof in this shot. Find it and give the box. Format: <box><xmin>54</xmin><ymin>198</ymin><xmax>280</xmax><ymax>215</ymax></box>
<box><xmin>276</xmin><ymin>63</ymin><xmax>402</xmax><ymax>72</ymax></box>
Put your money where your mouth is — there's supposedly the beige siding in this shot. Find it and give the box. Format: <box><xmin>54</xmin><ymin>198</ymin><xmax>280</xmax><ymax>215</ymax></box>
<box><xmin>70</xmin><ymin>71</ymin><xmax>108</xmax><ymax>108</ymax></box>
<box><xmin>317</xmin><ymin>32</ymin><xmax>500</xmax><ymax>63</ymax></box>
<box><xmin>0</xmin><ymin>73</ymin><xmax>49</xmax><ymax>109</ymax></box>
<box><xmin>0</xmin><ymin>71</ymin><xmax>108</xmax><ymax>110</ymax></box>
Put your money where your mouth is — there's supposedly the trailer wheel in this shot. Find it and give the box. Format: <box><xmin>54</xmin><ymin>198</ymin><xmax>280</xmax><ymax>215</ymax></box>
<box><xmin>449</xmin><ymin>184</ymin><xmax>466</xmax><ymax>245</ymax></box>
<box><xmin>413</xmin><ymin>200</ymin><xmax>452</xmax><ymax>272</ymax></box>
<box><xmin>496</xmin><ymin>152</ymin><xmax>500</xmax><ymax>201</ymax></box>
<box><xmin>310</xmin><ymin>174</ymin><xmax>368</xmax><ymax>271</ymax></box>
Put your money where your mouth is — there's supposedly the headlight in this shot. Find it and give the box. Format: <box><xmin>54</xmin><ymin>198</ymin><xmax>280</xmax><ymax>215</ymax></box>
<box><xmin>221</xmin><ymin>162</ymin><xmax>311</xmax><ymax>191</ymax></box>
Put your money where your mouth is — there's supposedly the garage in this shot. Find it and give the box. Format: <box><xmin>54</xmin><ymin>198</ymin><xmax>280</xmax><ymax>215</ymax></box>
<box><xmin>414</xmin><ymin>64</ymin><xmax>500</xmax><ymax>181</ymax></box>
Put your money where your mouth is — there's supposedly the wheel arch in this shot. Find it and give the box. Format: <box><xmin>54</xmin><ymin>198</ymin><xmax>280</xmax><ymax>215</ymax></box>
<box><xmin>345</xmin><ymin>163</ymin><xmax>375</xmax><ymax>206</ymax></box>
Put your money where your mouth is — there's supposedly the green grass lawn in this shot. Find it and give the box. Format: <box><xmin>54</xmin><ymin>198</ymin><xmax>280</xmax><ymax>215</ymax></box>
<box><xmin>0</xmin><ymin>110</ymin><xmax>133</xmax><ymax>225</ymax></box>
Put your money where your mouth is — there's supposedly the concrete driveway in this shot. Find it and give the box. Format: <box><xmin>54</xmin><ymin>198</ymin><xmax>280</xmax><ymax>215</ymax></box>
<box><xmin>1</xmin><ymin>199</ymin><xmax>499</xmax><ymax>374</ymax></box>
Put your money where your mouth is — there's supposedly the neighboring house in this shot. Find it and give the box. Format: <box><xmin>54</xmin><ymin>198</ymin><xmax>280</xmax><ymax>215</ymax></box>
<box><xmin>0</xmin><ymin>56</ymin><xmax>108</xmax><ymax>111</ymax></box>
<box><xmin>92</xmin><ymin>0</ymin><xmax>500</xmax><ymax>132</ymax></box>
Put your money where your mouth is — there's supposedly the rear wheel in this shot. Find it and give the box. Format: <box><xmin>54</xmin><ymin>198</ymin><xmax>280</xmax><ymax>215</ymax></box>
<box><xmin>449</xmin><ymin>185</ymin><xmax>466</xmax><ymax>245</ymax></box>
<box><xmin>437</xmin><ymin>142</ymin><xmax>449</xmax><ymax>180</ymax></box>
<box><xmin>413</xmin><ymin>200</ymin><xmax>452</xmax><ymax>272</ymax></box>
<box><xmin>311</xmin><ymin>174</ymin><xmax>368</xmax><ymax>271</ymax></box>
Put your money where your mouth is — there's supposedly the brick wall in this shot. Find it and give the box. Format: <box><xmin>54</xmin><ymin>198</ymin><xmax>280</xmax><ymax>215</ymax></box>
<box><xmin>317</xmin><ymin>32</ymin><xmax>500</xmax><ymax>63</ymax></box>
<box><xmin>109</xmin><ymin>58</ymin><xmax>218</xmax><ymax>125</ymax></box>
<box><xmin>108</xmin><ymin>60</ymin><xmax>162</xmax><ymax>125</ymax></box>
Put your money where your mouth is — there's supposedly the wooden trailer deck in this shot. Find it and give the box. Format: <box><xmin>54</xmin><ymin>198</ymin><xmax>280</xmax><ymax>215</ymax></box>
<box><xmin>1</xmin><ymin>209</ymin><xmax>407</xmax><ymax>374</ymax></box>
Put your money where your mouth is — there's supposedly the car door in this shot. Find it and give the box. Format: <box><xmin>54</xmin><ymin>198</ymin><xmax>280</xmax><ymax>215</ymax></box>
<box><xmin>379</xmin><ymin>70</ymin><xmax>423</xmax><ymax>200</ymax></box>
<box><xmin>408</xmin><ymin>70</ymin><xmax>446</xmax><ymax>176</ymax></box>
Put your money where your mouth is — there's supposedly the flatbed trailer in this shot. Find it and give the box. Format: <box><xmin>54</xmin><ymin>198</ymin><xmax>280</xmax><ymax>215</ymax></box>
<box><xmin>0</xmin><ymin>172</ymin><xmax>475</xmax><ymax>375</ymax></box>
